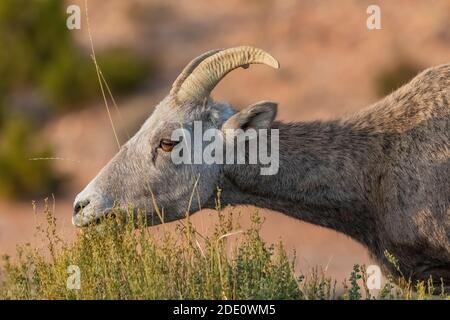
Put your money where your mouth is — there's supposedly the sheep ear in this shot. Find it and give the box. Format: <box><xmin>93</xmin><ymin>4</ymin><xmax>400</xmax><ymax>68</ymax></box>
<box><xmin>222</xmin><ymin>101</ymin><xmax>277</xmax><ymax>131</ymax></box>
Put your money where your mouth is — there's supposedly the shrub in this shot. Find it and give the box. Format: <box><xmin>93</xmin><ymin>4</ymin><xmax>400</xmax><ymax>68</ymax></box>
<box><xmin>0</xmin><ymin>118</ymin><xmax>60</xmax><ymax>199</ymax></box>
<box><xmin>0</xmin><ymin>206</ymin><xmax>301</xmax><ymax>299</ymax></box>
<box><xmin>0</xmin><ymin>0</ymin><xmax>70</xmax><ymax>94</ymax></box>
<box><xmin>0</xmin><ymin>1</ymin><xmax>155</xmax><ymax>198</ymax></box>
<box><xmin>40</xmin><ymin>48</ymin><xmax>154</xmax><ymax>112</ymax></box>
<box><xmin>95</xmin><ymin>49</ymin><xmax>153</xmax><ymax>96</ymax></box>
<box><xmin>0</xmin><ymin>0</ymin><xmax>155</xmax><ymax>113</ymax></box>
<box><xmin>0</xmin><ymin>202</ymin><xmax>448</xmax><ymax>300</ymax></box>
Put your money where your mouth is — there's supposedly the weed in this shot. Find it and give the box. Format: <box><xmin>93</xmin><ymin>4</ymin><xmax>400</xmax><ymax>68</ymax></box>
<box><xmin>0</xmin><ymin>200</ymin><xmax>448</xmax><ymax>300</ymax></box>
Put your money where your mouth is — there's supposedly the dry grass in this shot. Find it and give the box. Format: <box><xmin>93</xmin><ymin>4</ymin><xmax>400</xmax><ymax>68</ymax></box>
<box><xmin>0</xmin><ymin>199</ymin><xmax>448</xmax><ymax>300</ymax></box>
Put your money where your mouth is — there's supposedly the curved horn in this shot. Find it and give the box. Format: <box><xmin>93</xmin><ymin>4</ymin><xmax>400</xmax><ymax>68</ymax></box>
<box><xmin>173</xmin><ymin>46</ymin><xmax>279</xmax><ymax>104</ymax></box>
<box><xmin>170</xmin><ymin>48</ymin><xmax>224</xmax><ymax>96</ymax></box>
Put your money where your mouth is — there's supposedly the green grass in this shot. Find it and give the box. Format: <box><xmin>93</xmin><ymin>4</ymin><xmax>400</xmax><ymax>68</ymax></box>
<box><xmin>0</xmin><ymin>118</ymin><xmax>61</xmax><ymax>199</ymax></box>
<box><xmin>0</xmin><ymin>0</ymin><xmax>158</xmax><ymax>199</ymax></box>
<box><xmin>0</xmin><ymin>199</ymin><xmax>448</xmax><ymax>300</ymax></box>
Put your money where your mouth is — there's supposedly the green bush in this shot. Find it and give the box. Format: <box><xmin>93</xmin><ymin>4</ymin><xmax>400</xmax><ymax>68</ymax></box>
<box><xmin>41</xmin><ymin>48</ymin><xmax>153</xmax><ymax>111</ymax></box>
<box><xmin>0</xmin><ymin>118</ymin><xmax>60</xmax><ymax>199</ymax></box>
<box><xmin>96</xmin><ymin>49</ymin><xmax>152</xmax><ymax>95</ymax></box>
<box><xmin>0</xmin><ymin>1</ymin><xmax>155</xmax><ymax>198</ymax></box>
<box><xmin>0</xmin><ymin>0</ymin><xmax>70</xmax><ymax>94</ymax></box>
<box><xmin>39</xmin><ymin>48</ymin><xmax>98</xmax><ymax>111</ymax></box>
<box><xmin>1</xmin><ymin>203</ymin><xmax>448</xmax><ymax>300</ymax></box>
<box><xmin>0</xmin><ymin>0</ymin><xmax>154</xmax><ymax>112</ymax></box>
<box><xmin>0</xmin><ymin>208</ymin><xmax>302</xmax><ymax>299</ymax></box>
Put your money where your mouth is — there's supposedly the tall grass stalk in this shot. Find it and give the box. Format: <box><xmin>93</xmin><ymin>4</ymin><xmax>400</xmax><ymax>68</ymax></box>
<box><xmin>0</xmin><ymin>200</ymin><xmax>448</xmax><ymax>300</ymax></box>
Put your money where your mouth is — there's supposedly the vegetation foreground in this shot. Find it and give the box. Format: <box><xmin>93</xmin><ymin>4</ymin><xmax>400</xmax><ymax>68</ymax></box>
<box><xmin>0</xmin><ymin>200</ymin><xmax>448</xmax><ymax>300</ymax></box>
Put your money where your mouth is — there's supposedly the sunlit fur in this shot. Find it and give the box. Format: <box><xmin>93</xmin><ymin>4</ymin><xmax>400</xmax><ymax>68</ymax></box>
<box><xmin>75</xmin><ymin>64</ymin><xmax>450</xmax><ymax>289</ymax></box>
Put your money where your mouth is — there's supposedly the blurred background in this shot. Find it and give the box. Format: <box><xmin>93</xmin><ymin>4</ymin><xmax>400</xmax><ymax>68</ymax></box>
<box><xmin>0</xmin><ymin>0</ymin><xmax>449</xmax><ymax>283</ymax></box>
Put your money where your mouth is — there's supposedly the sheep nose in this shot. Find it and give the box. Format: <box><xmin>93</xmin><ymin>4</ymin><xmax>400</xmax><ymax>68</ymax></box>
<box><xmin>73</xmin><ymin>199</ymin><xmax>90</xmax><ymax>216</ymax></box>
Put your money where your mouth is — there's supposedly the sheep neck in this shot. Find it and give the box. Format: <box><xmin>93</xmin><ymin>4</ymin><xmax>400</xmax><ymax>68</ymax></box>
<box><xmin>218</xmin><ymin>120</ymin><xmax>381</xmax><ymax>248</ymax></box>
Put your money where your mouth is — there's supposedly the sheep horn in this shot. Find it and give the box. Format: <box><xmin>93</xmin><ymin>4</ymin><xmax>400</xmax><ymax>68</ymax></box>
<box><xmin>172</xmin><ymin>46</ymin><xmax>280</xmax><ymax>104</ymax></box>
<box><xmin>170</xmin><ymin>48</ymin><xmax>224</xmax><ymax>97</ymax></box>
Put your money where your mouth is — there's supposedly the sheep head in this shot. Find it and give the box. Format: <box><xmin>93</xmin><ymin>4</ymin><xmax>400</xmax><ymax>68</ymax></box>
<box><xmin>72</xmin><ymin>46</ymin><xmax>279</xmax><ymax>227</ymax></box>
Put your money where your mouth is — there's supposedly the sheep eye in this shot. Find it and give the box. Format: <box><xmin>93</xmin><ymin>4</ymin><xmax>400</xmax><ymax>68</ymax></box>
<box><xmin>159</xmin><ymin>139</ymin><xmax>178</xmax><ymax>152</ymax></box>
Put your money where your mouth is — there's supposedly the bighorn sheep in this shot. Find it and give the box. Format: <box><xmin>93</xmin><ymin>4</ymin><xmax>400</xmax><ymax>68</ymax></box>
<box><xmin>74</xmin><ymin>46</ymin><xmax>450</xmax><ymax>287</ymax></box>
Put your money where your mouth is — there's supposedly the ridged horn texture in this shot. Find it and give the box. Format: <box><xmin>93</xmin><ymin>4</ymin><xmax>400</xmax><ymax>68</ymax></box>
<box><xmin>170</xmin><ymin>48</ymin><xmax>223</xmax><ymax>96</ymax></box>
<box><xmin>173</xmin><ymin>46</ymin><xmax>280</xmax><ymax>104</ymax></box>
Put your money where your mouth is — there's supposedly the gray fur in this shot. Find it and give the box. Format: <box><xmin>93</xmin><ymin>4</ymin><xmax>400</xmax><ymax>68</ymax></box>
<box><xmin>74</xmin><ymin>64</ymin><xmax>450</xmax><ymax>287</ymax></box>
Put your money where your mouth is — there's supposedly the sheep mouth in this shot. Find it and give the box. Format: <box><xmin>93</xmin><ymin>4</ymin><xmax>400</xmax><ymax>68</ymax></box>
<box><xmin>93</xmin><ymin>210</ymin><xmax>116</xmax><ymax>225</ymax></box>
<box><xmin>73</xmin><ymin>205</ymin><xmax>151</xmax><ymax>228</ymax></box>
<box><xmin>72</xmin><ymin>207</ymin><xmax>115</xmax><ymax>228</ymax></box>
